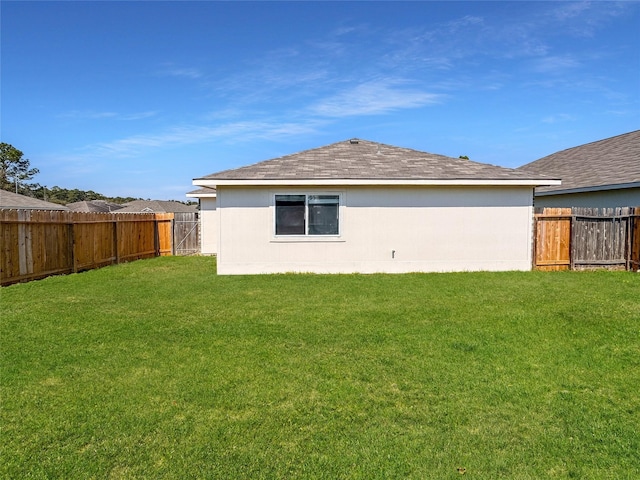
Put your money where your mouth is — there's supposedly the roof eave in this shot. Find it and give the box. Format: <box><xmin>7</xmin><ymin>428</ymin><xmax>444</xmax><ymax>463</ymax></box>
<box><xmin>1</xmin><ymin>206</ymin><xmax>69</xmax><ymax>211</ymax></box>
<box><xmin>536</xmin><ymin>181</ymin><xmax>640</xmax><ymax>196</ymax></box>
<box><xmin>194</xmin><ymin>178</ymin><xmax>561</xmax><ymax>188</ymax></box>
<box><xmin>186</xmin><ymin>192</ymin><xmax>217</xmax><ymax>198</ymax></box>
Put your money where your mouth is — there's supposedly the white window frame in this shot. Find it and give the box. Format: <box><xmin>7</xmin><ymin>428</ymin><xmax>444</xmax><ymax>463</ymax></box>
<box><xmin>271</xmin><ymin>192</ymin><xmax>344</xmax><ymax>242</ymax></box>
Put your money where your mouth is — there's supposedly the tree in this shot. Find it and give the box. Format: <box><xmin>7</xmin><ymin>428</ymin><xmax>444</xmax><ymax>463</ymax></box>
<box><xmin>0</xmin><ymin>143</ymin><xmax>40</xmax><ymax>194</ymax></box>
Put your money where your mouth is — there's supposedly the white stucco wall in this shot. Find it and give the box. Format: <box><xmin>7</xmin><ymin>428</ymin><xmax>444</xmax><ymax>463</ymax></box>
<box><xmin>216</xmin><ymin>185</ymin><xmax>535</xmax><ymax>274</ymax></box>
<box><xmin>199</xmin><ymin>197</ymin><xmax>217</xmax><ymax>255</ymax></box>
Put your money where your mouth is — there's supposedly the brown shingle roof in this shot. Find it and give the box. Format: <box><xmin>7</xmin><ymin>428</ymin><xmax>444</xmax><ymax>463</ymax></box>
<box><xmin>0</xmin><ymin>190</ymin><xmax>69</xmax><ymax>210</ymax></box>
<box><xmin>518</xmin><ymin>130</ymin><xmax>640</xmax><ymax>194</ymax></box>
<box><xmin>116</xmin><ymin>200</ymin><xmax>197</xmax><ymax>213</ymax></box>
<box><xmin>196</xmin><ymin>139</ymin><xmax>555</xmax><ymax>183</ymax></box>
<box><xmin>66</xmin><ymin>200</ymin><xmax>124</xmax><ymax>212</ymax></box>
<box><xmin>186</xmin><ymin>187</ymin><xmax>217</xmax><ymax>197</ymax></box>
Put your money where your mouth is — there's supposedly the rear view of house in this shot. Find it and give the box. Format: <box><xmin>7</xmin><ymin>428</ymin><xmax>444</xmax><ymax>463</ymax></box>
<box><xmin>193</xmin><ymin>139</ymin><xmax>559</xmax><ymax>274</ymax></box>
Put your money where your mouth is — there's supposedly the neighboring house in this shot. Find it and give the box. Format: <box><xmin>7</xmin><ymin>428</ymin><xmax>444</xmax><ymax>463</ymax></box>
<box><xmin>66</xmin><ymin>200</ymin><xmax>124</xmax><ymax>212</ymax></box>
<box><xmin>116</xmin><ymin>200</ymin><xmax>198</xmax><ymax>213</ymax></box>
<box><xmin>187</xmin><ymin>187</ymin><xmax>217</xmax><ymax>255</ymax></box>
<box><xmin>518</xmin><ymin>130</ymin><xmax>640</xmax><ymax>208</ymax></box>
<box><xmin>0</xmin><ymin>190</ymin><xmax>69</xmax><ymax>210</ymax></box>
<box><xmin>193</xmin><ymin>139</ymin><xmax>559</xmax><ymax>275</ymax></box>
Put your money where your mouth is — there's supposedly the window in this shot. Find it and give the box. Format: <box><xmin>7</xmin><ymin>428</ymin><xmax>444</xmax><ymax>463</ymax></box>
<box><xmin>275</xmin><ymin>195</ymin><xmax>305</xmax><ymax>235</ymax></box>
<box><xmin>275</xmin><ymin>194</ymin><xmax>339</xmax><ymax>236</ymax></box>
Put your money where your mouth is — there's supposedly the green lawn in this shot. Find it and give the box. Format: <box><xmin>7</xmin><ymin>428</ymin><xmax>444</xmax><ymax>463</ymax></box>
<box><xmin>1</xmin><ymin>257</ymin><xmax>639</xmax><ymax>479</ymax></box>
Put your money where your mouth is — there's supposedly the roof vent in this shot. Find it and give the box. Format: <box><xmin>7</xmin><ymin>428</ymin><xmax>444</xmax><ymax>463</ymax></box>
<box><xmin>349</xmin><ymin>138</ymin><xmax>359</xmax><ymax>144</ymax></box>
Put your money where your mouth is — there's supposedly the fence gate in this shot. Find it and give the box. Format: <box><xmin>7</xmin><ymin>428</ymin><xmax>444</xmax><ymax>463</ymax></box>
<box><xmin>173</xmin><ymin>212</ymin><xmax>200</xmax><ymax>255</ymax></box>
<box><xmin>533</xmin><ymin>207</ymin><xmax>572</xmax><ymax>271</ymax></box>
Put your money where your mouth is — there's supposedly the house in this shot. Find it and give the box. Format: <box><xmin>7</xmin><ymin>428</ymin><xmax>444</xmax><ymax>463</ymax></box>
<box><xmin>186</xmin><ymin>187</ymin><xmax>217</xmax><ymax>255</ymax></box>
<box><xmin>116</xmin><ymin>200</ymin><xmax>197</xmax><ymax>214</ymax></box>
<box><xmin>192</xmin><ymin>139</ymin><xmax>559</xmax><ymax>275</ymax></box>
<box><xmin>66</xmin><ymin>200</ymin><xmax>124</xmax><ymax>212</ymax></box>
<box><xmin>518</xmin><ymin>130</ymin><xmax>640</xmax><ymax>208</ymax></box>
<box><xmin>0</xmin><ymin>190</ymin><xmax>69</xmax><ymax>210</ymax></box>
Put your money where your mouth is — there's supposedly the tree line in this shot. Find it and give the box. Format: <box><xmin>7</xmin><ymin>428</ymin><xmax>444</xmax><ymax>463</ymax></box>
<box><xmin>1</xmin><ymin>142</ymin><xmax>163</xmax><ymax>205</ymax></box>
<box><xmin>29</xmin><ymin>185</ymin><xmax>143</xmax><ymax>205</ymax></box>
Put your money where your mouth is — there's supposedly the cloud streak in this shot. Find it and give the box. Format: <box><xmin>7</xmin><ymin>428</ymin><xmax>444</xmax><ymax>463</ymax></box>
<box><xmin>530</xmin><ymin>55</ymin><xmax>581</xmax><ymax>74</ymax></box>
<box><xmin>58</xmin><ymin>110</ymin><xmax>158</xmax><ymax>121</ymax></box>
<box><xmin>310</xmin><ymin>80</ymin><xmax>444</xmax><ymax>117</ymax></box>
<box><xmin>71</xmin><ymin>118</ymin><xmax>326</xmax><ymax>160</ymax></box>
<box><xmin>157</xmin><ymin>64</ymin><xmax>204</xmax><ymax>79</ymax></box>
<box><xmin>542</xmin><ymin>113</ymin><xmax>576</xmax><ymax>124</ymax></box>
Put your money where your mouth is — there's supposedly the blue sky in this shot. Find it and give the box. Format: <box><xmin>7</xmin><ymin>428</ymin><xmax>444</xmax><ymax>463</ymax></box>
<box><xmin>2</xmin><ymin>1</ymin><xmax>639</xmax><ymax>200</ymax></box>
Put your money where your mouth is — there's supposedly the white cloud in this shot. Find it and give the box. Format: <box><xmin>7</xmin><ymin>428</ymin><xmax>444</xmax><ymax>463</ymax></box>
<box><xmin>551</xmin><ymin>1</ymin><xmax>592</xmax><ymax>22</ymax></box>
<box><xmin>542</xmin><ymin>113</ymin><xmax>576</xmax><ymax>124</ymax></box>
<box><xmin>58</xmin><ymin>110</ymin><xmax>119</xmax><ymax>119</ymax></box>
<box><xmin>87</xmin><ymin>126</ymin><xmax>223</xmax><ymax>157</ymax></box>
<box><xmin>58</xmin><ymin>110</ymin><xmax>158</xmax><ymax>121</ymax></box>
<box><xmin>445</xmin><ymin>15</ymin><xmax>484</xmax><ymax>31</ymax></box>
<box><xmin>121</xmin><ymin>111</ymin><xmax>159</xmax><ymax>121</ymax></box>
<box><xmin>158</xmin><ymin>64</ymin><xmax>203</xmax><ymax>79</ymax></box>
<box><xmin>70</xmin><ymin>119</ymin><xmax>324</xmax><ymax>160</ymax></box>
<box><xmin>549</xmin><ymin>1</ymin><xmax>629</xmax><ymax>36</ymax></box>
<box><xmin>530</xmin><ymin>55</ymin><xmax>581</xmax><ymax>74</ymax></box>
<box><xmin>310</xmin><ymin>79</ymin><xmax>444</xmax><ymax>118</ymax></box>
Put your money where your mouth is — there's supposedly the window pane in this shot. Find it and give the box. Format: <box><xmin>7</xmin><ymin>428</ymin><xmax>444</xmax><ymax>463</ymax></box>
<box><xmin>308</xmin><ymin>195</ymin><xmax>339</xmax><ymax>205</ymax></box>
<box><xmin>275</xmin><ymin>195</ymin><xmax>305</xmax><ymax>235</ymax></box>
<box><xmin>308</xmin><ymin>195</ymin><xmax>339</xmax><ymax>235</ymax></box>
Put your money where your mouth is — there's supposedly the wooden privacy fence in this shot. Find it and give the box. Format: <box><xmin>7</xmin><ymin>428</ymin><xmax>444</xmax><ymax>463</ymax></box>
<box><xmin>533</xmin><ymin>206</ymin><xmax>640</xmax><ymax>271</ymax></box>
<box><xmin>1</xmin><ymin>210</ymin><xmax>174</xmax><ymax>286</ymax></box>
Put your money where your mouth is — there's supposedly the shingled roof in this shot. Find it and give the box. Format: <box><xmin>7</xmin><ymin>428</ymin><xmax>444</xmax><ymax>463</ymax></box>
<box><xmin>518</xmin><ymin>130</ymin><xmax>640</xmax><ymax>194</ymax></box>
<box><xmin>186</xmin><ymin>187</ymin><xmax>217</xmax><ymax>197</ymax></box>
<box><xmin>116</xmin><ymin>200</ymin><xmax>197</xmax><ymax>213</ymax></box>
<box><xmin>0</xmin><ymin>190</ymin><xmax>69</xmax><ymax>210</ymax></box>
<box><xmin>66</xmin><ymin>200</ymin><xmax>124</xmax><ymax>212</ymax></box>
<box><xmin>195</xmin><ymin>139</ymin><xmax>558</xmax><ymax>186</ymax></box>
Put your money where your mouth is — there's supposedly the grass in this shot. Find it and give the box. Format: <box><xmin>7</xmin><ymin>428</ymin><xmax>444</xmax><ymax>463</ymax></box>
<box><xmin>1</xmin><ymin>256</ymin><xmax>639</xmax><ymax>479</ymax></box>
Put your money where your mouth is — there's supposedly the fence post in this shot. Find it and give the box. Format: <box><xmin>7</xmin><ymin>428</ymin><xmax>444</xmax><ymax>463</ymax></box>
<box><xmin>625</xmin><ymin>211</ymin><xmax>631</xmax><ymax>271</ymax></box>
<box><xmin>632</xmin><ymin>208</ymin><xmax>637</xmax><ymax>271</ymax></box>
<box><xmin>569</xmin><ymin>213</ymin><xmax>574</xmax><ymax>271</ymax></box>
<box><xmin>532</xmin><ymin>211</ymin><xmax>538</xmax><ymax>270</ymax></box>
<box><xmin>171</xmin><ymin>215</ymin><xmax>176</xmax><ymax>256</ymax></box>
